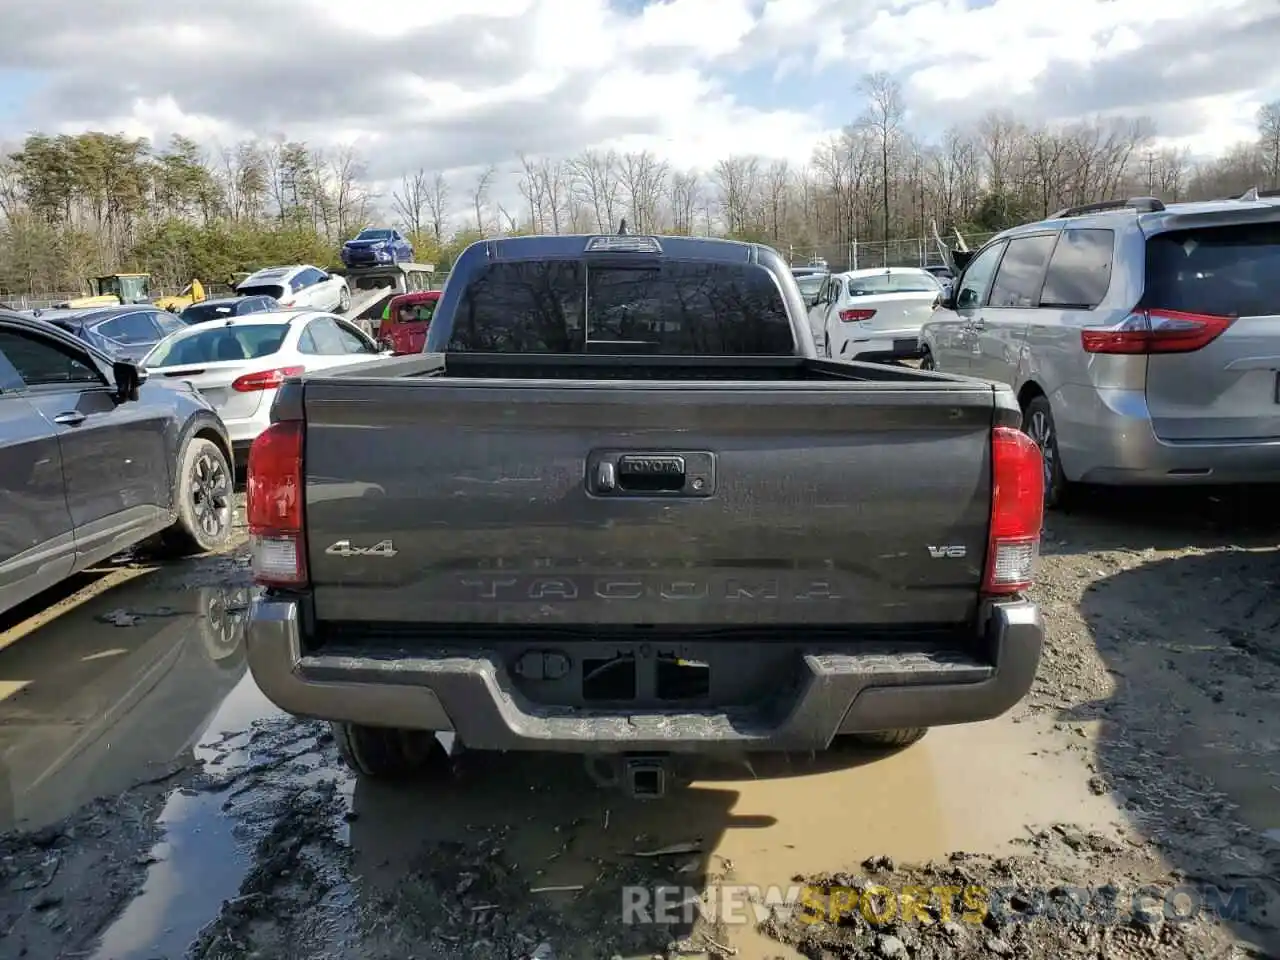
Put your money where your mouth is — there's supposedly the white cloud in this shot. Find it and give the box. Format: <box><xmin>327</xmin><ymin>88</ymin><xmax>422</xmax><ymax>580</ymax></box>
<box><xmin>1</xmin><ymin>0</ymin><xmax>1275</xmax><ymax>189</ymax></box>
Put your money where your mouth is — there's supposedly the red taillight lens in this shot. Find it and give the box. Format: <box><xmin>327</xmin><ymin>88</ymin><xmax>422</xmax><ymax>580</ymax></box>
<box><xmin>232</xmin><ymin>366</ymin><xmax>305</xmax><ymax>392</ymax></box>
<box><xmin>839</xmin><ymin>309</ymin><xmax>876</xmax><ymax>322</ymax></box>
<box><xmin>246</xmin><ymin>420</ymin><xmax>307</xmax><ymax>586</ymax></box>
<box><xmin>1080</xmin><ymin>309</ymin><xmax>1233</xmax><ymax>354</ymax></box>
<box><xmin>983</xmin><ymin>426</ymin><xmax>1044</xmax><ymax>596</ymax></box>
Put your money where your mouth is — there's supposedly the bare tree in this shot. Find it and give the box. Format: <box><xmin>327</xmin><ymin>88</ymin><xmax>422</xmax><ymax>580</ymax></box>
<box><xmin>858</xmin><ymin>72</ymin><xmax>905</xmax><ymax>241</ymax></box>
<box><xmin>470</xmin><ymin>165</ymin><xmax>496</xmax><ymax>233</ymax></box>
<box><xmin>569</xmin><ymin>149</ymin><xmax>622</xmax><ymax>232</ymax></box>
<box><xmin>763</xmin><ymin>160</ymin><xmax>791</xmax><ymax>240</ymax></box>
<box><xmin>392</xmin><ymin>169</ymin><xmax>429</xmax><ymax>236</ymax></box>
<box><xmin>424</xmin><ymin>171</ymin><xmax>450</xmax><ymax>242</ymax></box>
<box><xmin>713</xmin><ymin>155</ymin><xmax>761</xmax><ymax>235</ymax></box>
<box><xmin>667</xmin><ymin>170</ymin><xmax>702</xmax><ymax>234</ymax></box>
<box><xmin>618</xmin><ymin>151</ymin><xmax>669</xmax><ymax>233</ymax></box>
<box><xmin>1257</xmin><ymin>101</ymin><xmax>1280</xmax><ymax>188</ymax></box>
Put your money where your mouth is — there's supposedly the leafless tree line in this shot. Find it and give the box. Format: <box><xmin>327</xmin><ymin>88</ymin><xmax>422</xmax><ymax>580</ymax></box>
<box><xmin>392</xmin><ymin>77</ymin><xmax>1280</xmax><ymax>253</ymax></box>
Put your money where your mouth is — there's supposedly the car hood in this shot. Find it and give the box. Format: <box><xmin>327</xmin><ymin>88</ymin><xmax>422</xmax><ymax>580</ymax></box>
<box><xmin>344</xmin><ymin>238</ymin><xmax>387</xmax><ymax>248</ymax></box>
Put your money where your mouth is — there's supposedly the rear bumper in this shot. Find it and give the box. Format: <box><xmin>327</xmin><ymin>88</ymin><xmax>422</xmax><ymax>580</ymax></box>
<box><xmin>837</xmin><ymin>328</ymin><xmax>926</xmax><ymax>362</ymax></box>
<box><xmin>245</xmin><ymin>599</ymin><xmax>1044</xmax><ymax>754</ymax></box>
<box><xmin>1055</xmin><ymin>385</ymin><xmax>1280</xmax><ymax>485</ymax></box>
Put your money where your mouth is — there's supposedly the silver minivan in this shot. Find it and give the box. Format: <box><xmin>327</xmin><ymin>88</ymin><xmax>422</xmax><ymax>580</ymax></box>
<box><xmin>920</xmin><ymin>192</ymin><xmax>1280</xmax><ymax>506</ymax></box>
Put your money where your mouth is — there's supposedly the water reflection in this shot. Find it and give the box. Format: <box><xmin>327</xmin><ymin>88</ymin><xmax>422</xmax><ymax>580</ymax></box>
<box><xmin>0</xmin><ymin>584</ymin><xmax>252</xmax><ymax>832</ymax></box>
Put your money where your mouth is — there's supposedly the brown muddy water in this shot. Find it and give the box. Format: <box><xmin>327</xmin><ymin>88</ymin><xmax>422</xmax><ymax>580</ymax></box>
<box><xmin>0</xmin><ymin>486</ymin><xmax>1277</xmax><ymax>959</ymax></box>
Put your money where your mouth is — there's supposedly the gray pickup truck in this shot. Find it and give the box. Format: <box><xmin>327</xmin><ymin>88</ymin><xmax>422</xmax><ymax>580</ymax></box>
<box><xmin>244</xmin><ymin>233</ymin><xmax>1046</xmax><ymax>798</ymax></box>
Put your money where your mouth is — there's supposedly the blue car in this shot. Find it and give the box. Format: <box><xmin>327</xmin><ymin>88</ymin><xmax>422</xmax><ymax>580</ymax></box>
<box><xmin>341</xmin><ymin>227</ymin><xmax>414</xmax><ymax>268</ymax></box>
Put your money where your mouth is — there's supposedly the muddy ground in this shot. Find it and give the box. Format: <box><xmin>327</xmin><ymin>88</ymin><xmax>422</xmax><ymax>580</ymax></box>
<box><xmin>0</xmin><ymin>488</ymin><xmax>1277</xmax><ymax>960</ymax></box>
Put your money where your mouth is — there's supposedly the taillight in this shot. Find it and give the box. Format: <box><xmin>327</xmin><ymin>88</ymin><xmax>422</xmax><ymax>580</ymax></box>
<box><xmin>232</xmin><ymin>366</ymin><xmax>304</xmax><ymax>392</ymax></box>
<box><xmin>839</xmin><ymin>309</ymin><xmax>876</xmax><ymax>322</ymax></box>
<box><xmin>246</xmin><ymin>421</ymin><xmax>307</xmax><ymax>586</ymax></box>
<box><xmin>1080</xmin><ymin>309</ymin><xmax>1232</xmax><ymax>354</ymax></box>
<box><xmin>983</xmin><ymin>426</ymin><xmax>1044</xmax><ymax>596</ymax></box>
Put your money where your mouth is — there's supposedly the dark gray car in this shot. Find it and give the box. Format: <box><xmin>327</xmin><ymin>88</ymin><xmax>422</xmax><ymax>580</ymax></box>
<box><xmin>27</xmin><ymin>304</ymin><xmax>188</xmax><ymax>362</ymax></box>
<box><xmin>0</xmin><ymin>310</ymin><xmax>236</xmax><ymax>615</ymax></box>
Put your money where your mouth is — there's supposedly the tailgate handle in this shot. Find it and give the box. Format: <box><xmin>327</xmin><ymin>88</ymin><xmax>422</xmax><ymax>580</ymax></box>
<box><xmin>616</xmin><ymin>454</ymin><xmax>686</xmax><ymax>492</ymax></box>
<box><xmin>587</xmin><ymin>450</ymin><xmax>715</xmax><ymax>498</ymax></box>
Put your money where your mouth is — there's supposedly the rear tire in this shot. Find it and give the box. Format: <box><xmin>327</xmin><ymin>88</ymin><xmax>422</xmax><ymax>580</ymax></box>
<box><xmin>835</xmin><ymin>728</ymin><xmax>929</xmax><ymax>750</ymax></box>
<box><xmin>146</xmin><ymin>437</ymin><xmax>234</xmax><ymax>559</ymax></box>
<box><xmin>332</xmin><ymin>722</ymin><xmax>451</xmax><ymax>779</ymax></box>
<box><xmin>337</xmin><ymin>286</ymin><xmax>351</xmax><ymax>313</ymax></box>
<box><xmin>1021</xmin><ymin>395</ymin><xmax>1073</xmax><ymax>510</ymax></box>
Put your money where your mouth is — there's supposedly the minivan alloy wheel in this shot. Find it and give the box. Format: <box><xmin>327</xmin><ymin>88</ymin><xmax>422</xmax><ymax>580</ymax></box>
<box><xmin>1026</xmin><ymin>408</ymin><xmax>1055</xmax><ymax>490</ymax></box>
<box><xmin>190</xmin><ymin>450</ymin><xmax>232</xmax><ymax>539</ymax></box>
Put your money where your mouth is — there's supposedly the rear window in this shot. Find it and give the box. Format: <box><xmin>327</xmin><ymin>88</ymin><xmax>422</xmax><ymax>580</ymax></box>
<box><xmin>395</xmin><ymin>299</ymin><xmax>437</xmax><ymax>324</ymax></box>
<box><xmin>446</xmin><ymin>260</ymin><xmax>796</xmax><ymax>354</ymax></box>
<box><xmin>145</xmin><ymin>324</ymin><xmax>289</xmax><ymax>367</ymax></box>
<box><xmin>1142</xmin><ymin>222</ymin><xmax>1280</xmax><ymax>318</ymax></box>
<box><xmin>181</xmin><ymin>302</ymin><xmax>238</xmax><ymax>324</ymax></box>
<box><xmin>237</xmin><ymin>284</ymin><xmax>286</xmax><ymax>300</ymax></box>
<box><xmin>847</xmin><ymin>273</ymin><xmax>939</xmax><ymax>296</ymax></box>
<box><xmin>795</xmin><ymin>274</ymin><xmax>825</xmax><ymax>297</ymax></box>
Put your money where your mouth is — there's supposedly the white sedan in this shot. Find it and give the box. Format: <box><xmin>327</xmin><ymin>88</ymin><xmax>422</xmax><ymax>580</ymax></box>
<box><xmin>140</xmin><ymin>311</ymin><xmax>388</xmax><ymax>464</ymax></box>
<box><xmin>807</xmin><ymin>267</ymin><xmax>943</xmax><ymax>362</ymax></box>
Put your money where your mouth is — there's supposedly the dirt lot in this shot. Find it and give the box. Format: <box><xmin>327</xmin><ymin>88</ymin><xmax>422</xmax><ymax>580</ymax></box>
<box><xmin>0</xmin><ymin>488</ymin><xmax>1277</xmax><ymax>960</ymax></box>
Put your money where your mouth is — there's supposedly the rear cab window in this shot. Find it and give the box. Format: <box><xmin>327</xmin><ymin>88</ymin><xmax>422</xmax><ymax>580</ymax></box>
<box><xmin>146</xmin><ymin>324</ymin><xmax>290</xmax><ymax>366</ymax></box>
<box><xmin>1142</xmin><ymin>222</ymin><xmax>1280</xmax><ymax>318</ymax></box>
<box><xmin>446</xmin><ymin>259</ymin><xmax>796</xmax><ymax>355</ymax></box>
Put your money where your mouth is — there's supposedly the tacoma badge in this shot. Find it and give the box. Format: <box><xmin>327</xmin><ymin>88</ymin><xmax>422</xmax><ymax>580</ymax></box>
<box><xmin>325</xmin><ymin>539</ymin><xmax>397</xmax><ymax>558</ymax></box>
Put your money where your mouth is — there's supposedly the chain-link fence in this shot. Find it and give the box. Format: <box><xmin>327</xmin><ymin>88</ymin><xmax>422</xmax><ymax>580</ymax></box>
<box><xmin>783</xmin><ymin>232</ymin><xmax>999</xmax><ymax>272</ymax></box>
<box><xmin>0</xmin><ymin>291</ymin><xmax>82</xmax><ymax>310</ymax></box>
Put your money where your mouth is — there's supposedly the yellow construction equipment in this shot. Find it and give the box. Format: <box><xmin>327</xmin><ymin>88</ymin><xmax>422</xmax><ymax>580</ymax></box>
<box><xmin>154</xmin><ymin>278</ymin><xmax>209</xmax><ymax>312</ymax></box>
<box><xmin>56</xmin><ymin>273</ymin><xmax>152</xmax><ymax>308</ymax></box>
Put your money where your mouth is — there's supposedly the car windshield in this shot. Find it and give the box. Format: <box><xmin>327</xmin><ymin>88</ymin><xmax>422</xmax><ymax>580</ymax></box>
<box><xmin>357</xmin><ymin>229</ymin><xmax>393</xmax><ymax>240</ymax></box>
<box><xmin>144</xmin><ymin>324</ymin><xmax>289</xmax><ymax>366</ymax></box>
<box><xmin>847</xmin><ymin>272</ymin><xmax>940</xmax><ymax>295</ymax></box>
<box><xmin>181</xmin><ymin>302</ymin><xmax>239</xmax><ymax>324</ymax></box>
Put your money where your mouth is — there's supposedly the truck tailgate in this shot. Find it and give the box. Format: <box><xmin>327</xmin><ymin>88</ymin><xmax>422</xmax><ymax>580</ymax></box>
<box><xmin>301</xmin><ymin>378</ymin><xmax>997</xmax><ymax>627</ymax></box>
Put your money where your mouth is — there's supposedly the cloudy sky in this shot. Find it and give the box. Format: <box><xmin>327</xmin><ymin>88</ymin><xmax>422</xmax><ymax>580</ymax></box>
<box><xmin>0</xmin><ymin>0</ymin><xmax>1277</xmax><ymax>186</ymax></box>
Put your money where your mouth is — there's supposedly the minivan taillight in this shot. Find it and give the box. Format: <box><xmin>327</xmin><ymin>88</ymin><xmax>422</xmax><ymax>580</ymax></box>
<box><xmin>246</xmin><ymin>421</ymin><xmax>307</xmax><ymax>586</ymax></box>
<box><xmin>1080</xmin><ymin>309</ymin><xmax>1233</xmax><ymax>354</ymax></box>
<box><xmin>982</xmin><ymin>427</ymin><xmax>1044</xmax><ymax>596</ymax></box>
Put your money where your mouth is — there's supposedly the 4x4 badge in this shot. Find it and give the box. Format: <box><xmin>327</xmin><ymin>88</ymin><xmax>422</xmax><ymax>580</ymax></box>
<box><xmin>325</xmin><ymin>539</ymin><xmax>397</xmax><ymax>558</ymax></box>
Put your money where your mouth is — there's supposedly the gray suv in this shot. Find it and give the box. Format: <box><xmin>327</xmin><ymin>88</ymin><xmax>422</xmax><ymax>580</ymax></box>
<box><xmin>920</xmin><ymin>191</ymin><xmax>1280</xmax><ymax>506</ymax></box>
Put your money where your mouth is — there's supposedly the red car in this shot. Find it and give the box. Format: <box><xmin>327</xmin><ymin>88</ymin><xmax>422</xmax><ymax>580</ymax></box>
<box><xmin>378</xmin><ymin>290</ymin><xmax>440</xmax><ymax>354</ymax></box>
